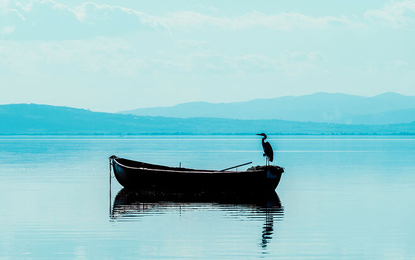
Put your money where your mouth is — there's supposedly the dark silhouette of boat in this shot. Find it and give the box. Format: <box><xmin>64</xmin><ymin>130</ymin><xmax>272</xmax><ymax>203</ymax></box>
<box><xmin>109</xmin><ymin>156</ymin><xmax>284</xmax><ymax>192</ymax></box>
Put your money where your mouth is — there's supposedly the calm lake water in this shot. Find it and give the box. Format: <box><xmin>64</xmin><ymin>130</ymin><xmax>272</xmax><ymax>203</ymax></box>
<box><xmin>0</xmin><ymin>135</ymin><xmax>414</xmax><ymax>259</ymax></box>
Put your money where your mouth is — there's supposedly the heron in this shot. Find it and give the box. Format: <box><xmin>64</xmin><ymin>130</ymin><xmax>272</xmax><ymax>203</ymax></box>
<box><xmin>257</xmin><ymin>133</ymin><xmax>273</xmax><ymax>166</ymax></box>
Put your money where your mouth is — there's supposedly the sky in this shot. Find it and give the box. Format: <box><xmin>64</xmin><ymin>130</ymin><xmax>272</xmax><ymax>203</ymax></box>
<box><xmin>0</xmin><ymin>0</ymin><xmax>415</xmax><ymax>112</ymax></box>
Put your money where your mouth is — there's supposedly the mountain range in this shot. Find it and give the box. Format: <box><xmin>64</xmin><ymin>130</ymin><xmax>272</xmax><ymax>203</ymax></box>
<box><xmin>1</xmin><ymin>103</ymin><xmax>415</xmax><ymax>135</ymax></box>
<box><xmin>120</xmin><ymin>92</ymin><xmax>415</xmax><ymax>125</ymax></box>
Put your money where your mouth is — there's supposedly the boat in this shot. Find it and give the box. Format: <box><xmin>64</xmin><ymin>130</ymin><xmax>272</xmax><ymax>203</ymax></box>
<box><xmin>109</xmin><ymin>155</ymin><xmax>284</xmax><ymax>192</ymax></box>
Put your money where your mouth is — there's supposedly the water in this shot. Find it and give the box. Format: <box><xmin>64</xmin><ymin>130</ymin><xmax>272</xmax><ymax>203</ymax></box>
<box><xmin>0</xmin><ymin>135</ymin><xmax>414</xmax><ymax>259</ymax></box>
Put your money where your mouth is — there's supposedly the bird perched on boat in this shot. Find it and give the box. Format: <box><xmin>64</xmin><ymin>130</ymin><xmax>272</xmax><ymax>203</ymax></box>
<box><xmin>257</xmin><ymin>133</ymin><xmax>273</xmax><ymax>166</ymax></box>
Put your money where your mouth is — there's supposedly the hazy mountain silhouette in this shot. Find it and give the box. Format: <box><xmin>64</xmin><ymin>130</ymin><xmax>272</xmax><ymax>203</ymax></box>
<box><xmin>350</xmin><ymin>108</ymin><xmax>415</xmax><ymax>125</ymax></box>
<box><xmin>120</xmin><ymin>92</ymin><xmax>415</xmax><ymax>124</ymax></box>
<box><xmin>1</xmin><ymin>103</ymin><xmax>415</xmax><ymax>135</ymax></box>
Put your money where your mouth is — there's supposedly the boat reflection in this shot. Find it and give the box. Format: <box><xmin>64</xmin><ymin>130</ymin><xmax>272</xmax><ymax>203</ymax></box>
<box><xmin>111</xmin><ymin>188</ymin><xmax>284</xmax><ymax>249</ymax></box>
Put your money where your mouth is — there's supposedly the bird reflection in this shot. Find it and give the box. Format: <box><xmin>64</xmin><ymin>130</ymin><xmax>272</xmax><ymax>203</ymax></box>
<box><xmin>262</xmin><ymin>210</ymin><xmax>274</xmax><ymax>249</ymax></box>
<box><xmin>111</xmin><ymin>188</ymin><xmax>284</xmax><ymax>249</ymax></box>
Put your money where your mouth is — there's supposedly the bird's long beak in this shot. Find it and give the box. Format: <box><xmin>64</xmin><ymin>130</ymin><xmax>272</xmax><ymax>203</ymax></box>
<box><xmin>256</xmin><ymin>134</ymin><xmax>261</xmax><ymax>135</ymax></box>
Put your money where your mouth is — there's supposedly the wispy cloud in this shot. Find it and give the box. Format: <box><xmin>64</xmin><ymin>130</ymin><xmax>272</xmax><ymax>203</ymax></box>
<box><xmin>145</xmin><ymin>51</ymin><xmax>329</xmax><ymax>76</ymax></box>
<box><xmin>175</xmin><ymin>40</ymin><xmax>214</xmax><ymax>52</ymax></box>
<box><xmin>0</xmin><ymin>37</ymin><xmax>146</xmax><ymax>75</ymax></box>
<box><xmin>0</xmin><ymin>0</ymin><xmax>372</xmax><ymax>41</ymax></box>
<box><xmin>71</xmin><ymin>2</ymin><xmax>167</xmax><ymax>29</ymax></box>
<box><xmin>364</xmin><ymin>0</ymin><xmax>415</xmax><ymax>27</ymax></box>
<box><xmin>0</xmin><ymin>0</ymin><xmax>11</xmax><ymax>8</ymax></box>
<box><xmin>199</xmin><ymin>4</ymin><xmax>218</xmax><ymax>13</ymax></box>
<box><xmin>0</xmin><ymin>35</ymin><xmax>328</xmax><ymax>77</ymax></box>
<box><xmin>281</xmin><ymin>51</ymin><xmax>327</xmax><ymax>63</ymax></box>
<box><xmin>160</xmin><ymin>11</ymin><xmax>363</xmax><ymax>31</ymax></box>
<box><xmin>1</xmin><ymin>0</ymin><xmax>169</xmax><ymax>40</ymax></box>
<box><xmin>1</xmin><ymin>25</ymin><xmax>15</xmax><ymax>34</ymax></box>
<box><xmin>3</xmin><ymin>0</ymin><xmax>415</xmax><ymax>41</ymax></box>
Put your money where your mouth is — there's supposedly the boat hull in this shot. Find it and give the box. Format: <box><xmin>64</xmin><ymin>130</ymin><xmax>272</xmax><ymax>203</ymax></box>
<box><xmin>110</xmin><ymin>156</ymin><xmax>283</xmax><ymax>192</ymax></box>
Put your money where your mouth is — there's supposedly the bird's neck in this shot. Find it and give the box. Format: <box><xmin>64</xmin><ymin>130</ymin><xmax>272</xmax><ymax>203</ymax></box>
<box><xmin>262</xmin><ymin>137</ymin><xmax>266</xmax><ymax>143</ymax></box>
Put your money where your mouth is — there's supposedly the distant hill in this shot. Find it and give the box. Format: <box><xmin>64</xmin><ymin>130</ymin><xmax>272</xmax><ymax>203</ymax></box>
<box><xmin>120</xmin><ymin>92</ymin><xmax>415</xmax><ymax>125</ymax></box>
<box><xmin>350</xmin><ymin>108</ymin><xmax>415</xmax><ymax>125</ymax></box>
<box><xmin>1</xmin><ymin>103</ymin><xmax>415</xmax><ymax>135</ymax></box>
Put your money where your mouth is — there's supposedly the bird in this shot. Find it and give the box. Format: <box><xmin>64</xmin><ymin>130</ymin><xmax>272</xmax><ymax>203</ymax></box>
<box><xmin>256</xmin><ymin>133</ymin><xmax>274</xmax><ymax>166</ymax></box>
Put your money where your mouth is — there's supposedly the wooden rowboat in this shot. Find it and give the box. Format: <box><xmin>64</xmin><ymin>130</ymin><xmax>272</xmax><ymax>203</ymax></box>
<box><xmin>109</xmin><ymin>155</ymin><xmax>284</xmax><ymax>192</ymax></box>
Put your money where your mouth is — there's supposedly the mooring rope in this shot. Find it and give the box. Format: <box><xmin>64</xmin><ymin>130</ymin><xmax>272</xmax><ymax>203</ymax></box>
<box><xmin>109</xmin><ymin>156</ymin><xmax>113</xmax><ymax>217</ymax></box>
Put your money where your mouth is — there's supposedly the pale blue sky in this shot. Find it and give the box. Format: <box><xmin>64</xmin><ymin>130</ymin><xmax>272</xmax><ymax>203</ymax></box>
<box><xmin>1</xmin><ymin>0</ymin><xmax>414</xmax><ymax>112</ymax></box>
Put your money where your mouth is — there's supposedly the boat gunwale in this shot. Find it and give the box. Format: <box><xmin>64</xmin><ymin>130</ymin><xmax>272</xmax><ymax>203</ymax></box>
<box><xmin>112</xmin><ymin>157</ymin><xmax>265</xmax><ymax>175</ymax></box>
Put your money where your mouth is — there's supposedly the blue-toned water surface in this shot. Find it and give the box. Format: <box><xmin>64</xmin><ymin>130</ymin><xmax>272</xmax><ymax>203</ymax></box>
<box><xmin>0</xmin><ymin>135</ymin><xmax>414</xmax><ymax>259</ymax></box>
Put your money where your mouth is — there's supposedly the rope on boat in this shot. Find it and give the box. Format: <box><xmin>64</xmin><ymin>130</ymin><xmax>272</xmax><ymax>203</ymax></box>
<box><xmin>109</xmin><ymin>157</ymin><xmax>111</xmax><ymax>216</ymax></box>
<box><xmin>109</xmin><ymin>158</ymin><xmax>111</xmax><ymax>178</ymax></box>
<box><xmin>109</xmin><ymin>156</ymin><xmax>116</xmax><ymax>179</ymax></box>
<box><xmin>108</xmin><ymin>156</ymin><xmax>115</xmax><ymax>217</ymax></box>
